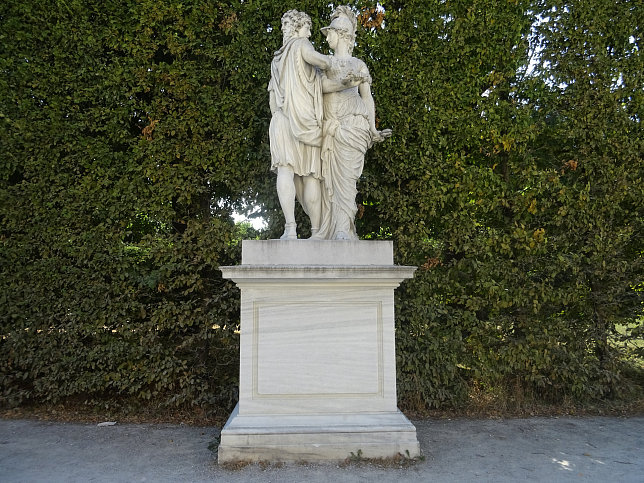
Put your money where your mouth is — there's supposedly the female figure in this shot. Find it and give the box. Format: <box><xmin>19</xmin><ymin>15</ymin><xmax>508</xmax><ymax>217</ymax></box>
<box><xmin>314</xmin><ymin>6</ymin><xmax>391</xmax><ymax>240</ymax></box>
<box><xmin>268</xmin><ymin>10</ymin><xmax>332</xmax><ymax>239</ymax></box>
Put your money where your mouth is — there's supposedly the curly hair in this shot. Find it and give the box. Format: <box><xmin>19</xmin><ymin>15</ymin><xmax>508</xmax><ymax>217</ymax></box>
<box><xmin>281</xmin><ymin>9</ymin><xmax>312</xmax><ymax>42</ymax></box>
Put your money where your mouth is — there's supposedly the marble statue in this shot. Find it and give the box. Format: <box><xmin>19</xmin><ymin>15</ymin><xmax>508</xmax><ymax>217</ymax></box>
<box><xmin>268</xmin><ymin>10</ymin><xmax>331</xmax><ymax>240</ymax></box>
<box><xmin>315</xmin><ymin>6</ymin><xmax>391</xmax><ymax>240</ymax></box>
<box><xmin>269</xmin><ymin>7</ymin><xmax>390</xmax><ymax>240</ymax></box>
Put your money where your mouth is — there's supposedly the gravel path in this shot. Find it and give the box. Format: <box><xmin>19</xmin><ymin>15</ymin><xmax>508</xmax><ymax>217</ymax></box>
<box><xmin>1</xmin><ymin>416</ymin><xmax>642</xmax><ymax>482</ymax></box>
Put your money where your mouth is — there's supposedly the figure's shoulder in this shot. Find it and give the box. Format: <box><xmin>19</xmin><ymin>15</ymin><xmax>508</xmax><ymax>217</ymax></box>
<box><xmin>352</xmin><ymin>57</ymin><xmax>369</xmax><ymax>72</ymax></box>
<box><xmin>352</xmin><ymin>57</ymin><xmax>372</xmax><ymax>84</ymax></box>
<box><xmin>292</xmin><ymin>37</ymin><xmax>314</xmax><ymax>50</ymax></box>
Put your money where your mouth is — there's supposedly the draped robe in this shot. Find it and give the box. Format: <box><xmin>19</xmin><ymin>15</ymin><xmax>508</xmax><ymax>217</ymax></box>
<box><xmin>268</xmin><ymin>37</ymin><xmax>324</xmax><ymax>178</ymax></box>
<box><xmin>316</xmin><ymin>57</ymin><xmax>373</xmax><ymax>240</ymax></box>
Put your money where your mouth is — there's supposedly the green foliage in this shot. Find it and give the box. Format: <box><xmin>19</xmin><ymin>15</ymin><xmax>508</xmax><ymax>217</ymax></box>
<box><xmin>0</xmin><ymin>0</ymin><xmax>257</xmax><ymax>410</ymax></box>
<box><xmin>356</xmin><ymin>0</ymin><xmax>643</xmax><ymax>407</ymax></box>
<box><xmin>1</xmin><ymin>0</ymin><xmax>642</xmax><ymax>413</ymax></box>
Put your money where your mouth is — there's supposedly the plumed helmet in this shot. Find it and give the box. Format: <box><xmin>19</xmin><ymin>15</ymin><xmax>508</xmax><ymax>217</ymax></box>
<box><xmin>321</xmin><ymin>6</ymin><xmax>356</xmax><ymax>37</ymax></box>
<box><xmin>321</xmin><ymin>16</ymin><xmax>354</xmax><ymax>36</ymax></box>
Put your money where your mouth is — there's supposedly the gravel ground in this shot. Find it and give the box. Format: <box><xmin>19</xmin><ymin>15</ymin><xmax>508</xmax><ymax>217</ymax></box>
<box><xmin>1</xmin><ymin>416</ymin><xmax>642</xmax><ymax>482</ymax></box>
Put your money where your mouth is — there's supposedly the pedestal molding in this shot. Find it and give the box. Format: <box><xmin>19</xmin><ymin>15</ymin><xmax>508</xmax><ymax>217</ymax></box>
<box><xmin>220</xmin><ymin>265</ymin><xmax>416</xmax><ymax>283</ymax></box>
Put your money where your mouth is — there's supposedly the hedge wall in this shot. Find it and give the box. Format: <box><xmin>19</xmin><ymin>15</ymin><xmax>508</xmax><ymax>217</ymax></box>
<box><xmin>1</xmin><ymin>0</ymin><xmax>642</xmax><ymax>413</ymax></box>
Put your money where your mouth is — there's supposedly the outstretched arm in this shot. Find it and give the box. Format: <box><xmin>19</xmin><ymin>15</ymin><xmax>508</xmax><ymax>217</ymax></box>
<box><xmin>359</xmin><ymin>81</ymin><xmax>392</xmax><ymax>143</ymax></box>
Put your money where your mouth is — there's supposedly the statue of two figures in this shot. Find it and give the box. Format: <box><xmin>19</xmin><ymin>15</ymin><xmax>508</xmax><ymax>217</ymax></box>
<box><xmin>268</xmin><ymin>6</ymin><xmax>391</xmax><ymax>240</ymax></box>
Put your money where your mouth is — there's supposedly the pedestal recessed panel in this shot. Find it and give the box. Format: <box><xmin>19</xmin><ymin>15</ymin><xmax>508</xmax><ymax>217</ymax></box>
<box><xmin>254</xmin><ymin>302</ymin><xmax>382</xmax><ymax>397</ymax></box>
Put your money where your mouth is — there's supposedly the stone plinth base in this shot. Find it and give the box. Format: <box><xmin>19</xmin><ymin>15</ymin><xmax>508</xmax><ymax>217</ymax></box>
<box><xmin>218</xmin><ymin>240</ymin><xmax>419</xmax><ymax>463</ymax></box>
<box><xmin>218</xmin><ymin>404</ymin><xmax>419</xmax><ymax>463</ymax></box>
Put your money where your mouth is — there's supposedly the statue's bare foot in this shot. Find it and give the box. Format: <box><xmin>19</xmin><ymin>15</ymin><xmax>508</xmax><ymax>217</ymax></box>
<box><xmin>280</xmin><ymin>223</ymin><xmax>297</xmax><ymax>240</ymax></box>
<box><xmin>333</xmin><ymin>231</ymin><xmax>350</xmax><ymax>240</ymax></box>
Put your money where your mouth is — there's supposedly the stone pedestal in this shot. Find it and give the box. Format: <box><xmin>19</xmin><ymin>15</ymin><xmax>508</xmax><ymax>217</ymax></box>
<box><xmin>218</xmin><ymin>240</ymin><xmax>419</xmax><ymax>463</ymax></box>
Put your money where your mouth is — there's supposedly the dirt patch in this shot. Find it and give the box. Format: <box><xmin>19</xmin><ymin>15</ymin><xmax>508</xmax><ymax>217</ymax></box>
<box><xmin>0</xmin><ymin>400</ymin><xmax>228</xmax><ymax>427</ymax></box>
<box><xmin>2</xmin><ymin>389</ymin><xmax>642</xmax><ymax>428</ymax></box>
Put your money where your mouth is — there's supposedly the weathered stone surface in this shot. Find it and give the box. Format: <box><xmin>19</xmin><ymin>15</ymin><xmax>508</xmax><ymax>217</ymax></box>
<box><xmin>218</xmin><ymin>240</ymin><xmax>419</xmax><ymax>463</ymax></box>
<box><xmin>218</xmin><ymin>406</ymin><xmax>419</xmax><ymax>463</ymax></box>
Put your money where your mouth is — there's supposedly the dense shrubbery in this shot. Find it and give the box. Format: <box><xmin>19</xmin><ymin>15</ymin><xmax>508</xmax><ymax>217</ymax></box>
<box><xmin>1</xmin><ymin>0</ymin><xmax>642</xmax><ymax>413</ymax></box>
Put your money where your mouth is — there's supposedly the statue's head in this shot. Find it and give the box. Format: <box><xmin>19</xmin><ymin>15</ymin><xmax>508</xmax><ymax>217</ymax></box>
<box><xmin>281</xmin><ymin>10</ymin><xmax>312</xmax><ymax>42</ymax></box>
<box><xmin>321</xmin><ymin>6</ymin><xmax>357</xmax><ymax>50</ymax></box>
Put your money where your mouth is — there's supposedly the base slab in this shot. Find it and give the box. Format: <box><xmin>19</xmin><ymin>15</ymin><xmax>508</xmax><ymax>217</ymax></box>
<box><xmin>218</xmin><ymin>404</ymin><xmax>420</xmax><ymax>463</ymax></box>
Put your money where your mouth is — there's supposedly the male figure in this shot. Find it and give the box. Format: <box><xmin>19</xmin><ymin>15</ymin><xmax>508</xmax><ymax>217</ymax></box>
<box><xmin>268</xmin><ymin>10</ymin><xmax>332</xmax><ymax>239</ymax></box>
